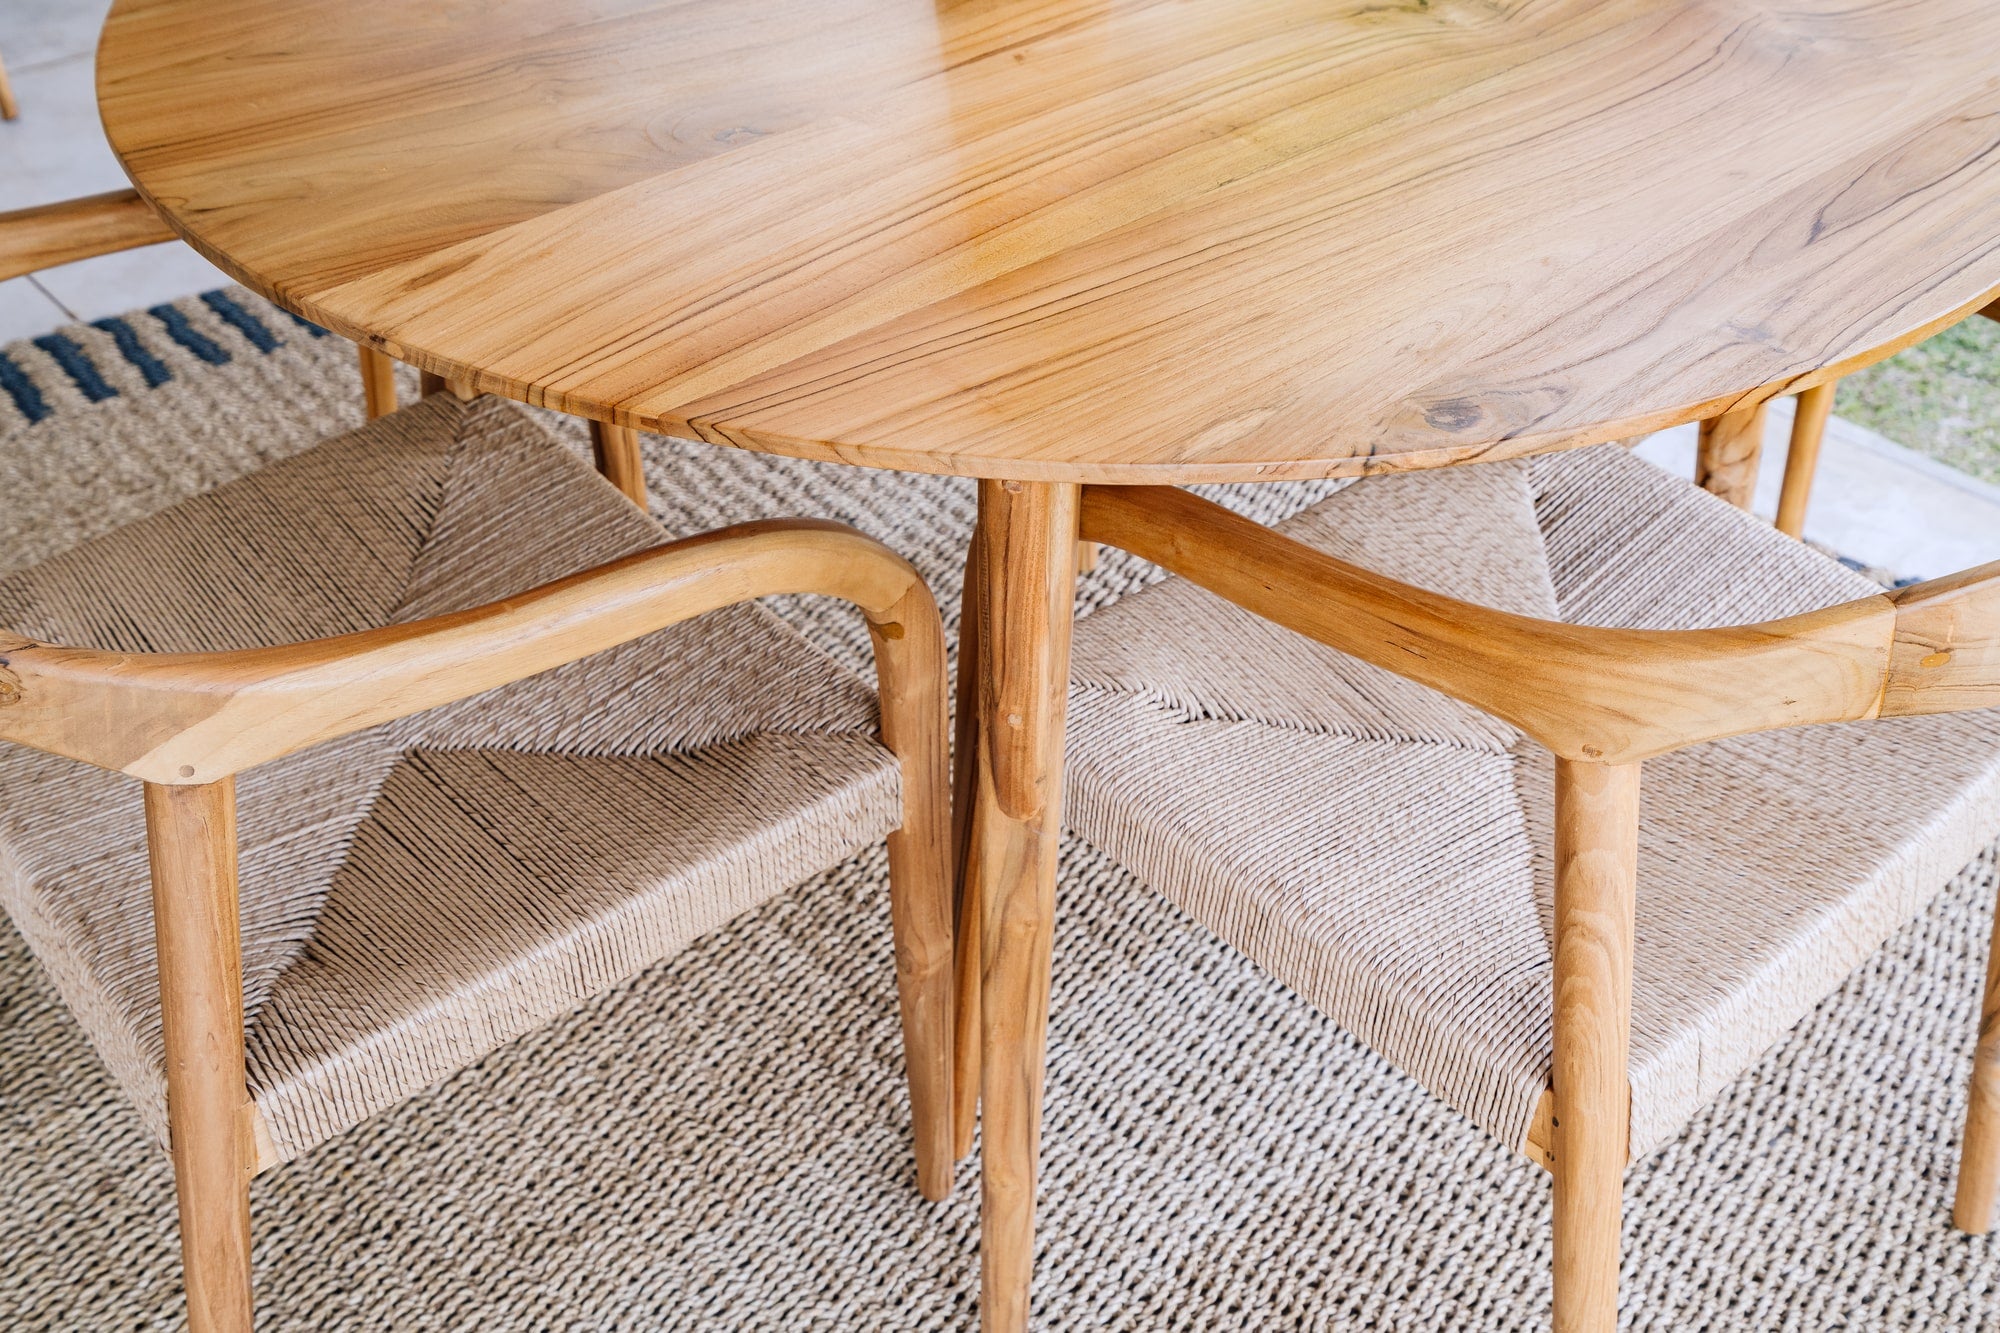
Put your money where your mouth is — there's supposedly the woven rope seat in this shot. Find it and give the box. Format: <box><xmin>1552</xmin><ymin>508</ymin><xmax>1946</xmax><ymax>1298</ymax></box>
<box><xmin>1065</xmin><ymin>444</ymin><xmax>2000</xmax><ymax>1160</ymax></box>
<box><xmin>0</xmin><ymin>395</ymin><xmax>900</xmax><ymax>1165</ymax></box>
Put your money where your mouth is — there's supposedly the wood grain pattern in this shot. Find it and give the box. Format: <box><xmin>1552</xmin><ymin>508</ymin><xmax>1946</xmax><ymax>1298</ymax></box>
<box><xmin>1776</xmin><ymin>383</ymin><xmax>1836</xmax><ymax>539</ymax></box>
<box><xmin>146</xmin><ymin>780</ymin><xmax>255</xmax><ymax>1333</ymax></box>
<box><xmin>1523</xmin><ymin>1088</ymin><xmax>1556</xmax><ymax>1173</ymax></box>
<box><xmin>1882</xmin><ymin>560</ymin><xmax>2000</xmax><ymax>719</ymax></box>
<box><xmin>1077</xmin><ymin>484</ymin><xmax>1899</xmax><ymax>764</ymax></box>
<box><xmin>0</xmin><ymin>520</ymin><xmax>935</xmax><ymax>784</ymax></box>
<box><xmin>0</xmin><ymin>189</ymin><xmax>176</xmax><ymax>283</ymax></box>
<box><xmin>967</xmin><ymin>481</ymin><xmax>1078</xmax><ymax>1333</ymax></box>
<box><xmin>588</xmin><ymin>421</ymin><xmax>649</xmax><ymax>507</ymax></box>
<box><xmin>1550</xmin><ymin>759</ymin><xmax>1639</xmax><ymax>1333</ymax></box>
<box><xmin>868</xmin><ymin>572</ymin><xmax>958</xmax><ymax>1202</ymax></box>
<box><xmin>951</xmin><ymin>530</ymin><xmax>987</xmax><ymax>1162</ymax></box>
<box><xmin>1696</xmin><ymin>403</ymin><xmax>1767</xmax><ymax>511</ymax></box>
<box><xmin>357</xmin><ymin>345</ymin><xmax>397</xmax><ymax>420</ymax></box>
<box><xmin>97</xmin><ymin>0</ymin><xmax>2000</xmax><ymax>483</ymax></box>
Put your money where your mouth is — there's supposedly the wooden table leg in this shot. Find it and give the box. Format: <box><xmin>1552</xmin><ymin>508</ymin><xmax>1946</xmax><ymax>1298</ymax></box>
<box><xmin>1775</xmin><ymin>382</ymin><xmax>1835</xmax><ymax>539</ymax></box>
<box><xmin>952</xmin><ymin>530</ymin><xmax>987</xmax><ymax>1161</ymax></box>
<box><xmin>588</xmin><ymin>421</ymin><xmax>650</xmax><ymax>508</ymax></box>
<box><xmin>969</xmin><ymin>479</ymin><xmax>1079</xmax><ymax>1333</ymax></box>
<box><xmin>357</xmin><ymin>345</ymin><xmax>397</xmax><ymax>420</ymax></box>
<box><xmin>1695</xmin><ymin>402</ymin><xmax>1766</xmax><ymax>511</ymax></box>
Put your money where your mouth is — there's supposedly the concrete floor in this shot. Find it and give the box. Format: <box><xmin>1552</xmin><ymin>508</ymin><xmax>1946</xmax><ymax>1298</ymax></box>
<box><xmin>4</xmin><ymin>3</ymin><xmax>1998</xmax><ymax>579</ymax></box>
<box><xmin>1</xmin><ymin>0</ymin><xmax>231</xmax><ymax>344</ymax></box>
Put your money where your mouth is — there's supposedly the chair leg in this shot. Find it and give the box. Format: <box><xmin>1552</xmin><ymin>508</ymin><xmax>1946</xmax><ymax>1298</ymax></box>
<box><xmin>419</xmin><ymin>371</ymin><xmax>449</xmax><ymax>399</ymax></box>
<box><xmin>145</xmin><ymin>780</ymin><xmax>255</xmax><ymax>1333</ymax></box>
<box><xmin>356</xmin><ymin>345</ymin><xmax>397</xmax><ymax>420</ymax></box>
<box><xmin>588</xmin><ymin>420</ymin><xmax>650</xmax><ymax>508</ymax></box>
<box><xmin>867</xmin><ymin>576</ymin><xmax>957</xmax><ymax>1202</ymax></box>
<box><xmin>0</xmin><ymin>49</ymin><xmax>18</xmax><ymax>121</ymax></box>
<box><xmin>951</xmin><ymin>530</ymin><xmax>986</xmax><ymax>1161</ymax></box>
<box><xmin>970</xmin><ymin>480</ymin><xmax>1080</xmax><ymax>1333</ymax></box>
<box><xmin>1695</xmin><ymin>402</ymin><xmax>1767</xmax><ymax>511</ymax></box>
<box><xmin>1775</xmin><ymin>382</ymin><xmax>1835</xmax><ymax>539</ymax></box>
<box><xmin>1954</xmin><ymin>875</ymin><xmax>2000</xmax><ymax>1233</ymax></box>
<box><xmin>1550</xmin><ymin>758</ymin><xmax>1638</xmax><ymax>1333</ymax></box>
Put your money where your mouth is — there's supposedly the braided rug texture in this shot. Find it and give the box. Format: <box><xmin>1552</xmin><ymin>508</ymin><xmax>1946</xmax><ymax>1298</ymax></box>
<box><xmin>1</xmin><ymin>292</ymin><xmax>1998</xmax><ymax>1330</ymax></box>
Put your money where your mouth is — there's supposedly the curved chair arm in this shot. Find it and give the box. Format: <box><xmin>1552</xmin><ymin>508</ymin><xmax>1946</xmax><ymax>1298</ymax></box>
<box><xmin>1078</xmin><ymin>484</ymin><xmax>1966</xmax><ymax>764</ymax></box>
<box><xmin>0</xmin><ymin>518</ymin><xmax>941</xmax><ymax>785</ymax></box>
<box><xmin>0</xmin><ymin>189</ymin><xmax>177</xmax><ymax>283</ymax></box>
<box><xmin>1884</xmin><ymin>561</ymin><xmax>2000</xmax><ymax>718</ymax></box>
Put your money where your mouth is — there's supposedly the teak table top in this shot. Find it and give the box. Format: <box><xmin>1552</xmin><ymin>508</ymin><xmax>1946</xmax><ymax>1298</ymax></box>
<box><xmin>100</xmin><ymin>0</ymin><xmax>2000</xmax><ymax>483</ymax></box>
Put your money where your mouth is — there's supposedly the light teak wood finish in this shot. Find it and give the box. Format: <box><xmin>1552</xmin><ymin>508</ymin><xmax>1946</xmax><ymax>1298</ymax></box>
<box><xmin>0</xmin><ymin>47</ymin><xmax>18</xmax><ymax>122</ymax></box>
<box><xmin>1</xmin><ymin>520</ymin><xmax>956</xmax><ymax>1328</ymax></box>
<box><xmin>97</xmin><ymin>0</ymin><xmax>2000</xmax><ymax>485</ymax></box>
<box><xmin>1074</xmin><ymin>482</ymin><xmax>2000</xmax><ymax>1330</ymax></box>
<box><xmin>0</xmin><ymin>192</ymin><xmax>426</xmax><ymax>451</ymax></box>
<box><xmin>1695</xmin><ymin>403</ymin><xmax>1767</xmax><ymax>511</ymax></box>
<box><xmin>357</xmin><ymin>346</ymin><xmax>398</xmax><ymax>420</ymax></box>
<box><xmin>1774</xmin><ymin>382</ymin><xmax>1836</xmax><ymax>538</ymax></box>
<box><xmin>89</xmin><ymin>4</ymin><xmax>2000</xmax><ymax>1328</ymax></box>
<box><xmin>589</xmin><ymin>421</ymin><xmax>649</xmax><ymax>507</ymax></box>
<box><xmin>146</xmin><ymin>780</ymin><xmax>255</xmax><ymax>1333</ymax></box>
<box><xmin>1549</xmin><ymin>759</ymin><xmax>1638</xmax><ymax>1333</ymax></box>
<box><xmin>961</xmin><ymin>481</ymin><xmax>1080</xmax><ymax>1332</ymax></box>
<box><xmin>0</xmin><ymin>189</ymin><xmax>175</xmax><ymax>283</ymax></box>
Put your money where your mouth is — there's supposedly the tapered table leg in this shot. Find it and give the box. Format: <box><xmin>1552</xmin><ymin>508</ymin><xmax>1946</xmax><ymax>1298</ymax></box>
<box><xmin>1696</xmin><ymin>403</ymin><xmax>1766</xmax><ymax>511</ymax></box>
<box><xmin>970</xmin><ymin>480</ymin><xmax>1079</xmax><ymax>1333</ymax></box>
<box><xmin>952</xmin><ymin>530</ymin><xmax>987</xmax><ymax>1161</ymax></box>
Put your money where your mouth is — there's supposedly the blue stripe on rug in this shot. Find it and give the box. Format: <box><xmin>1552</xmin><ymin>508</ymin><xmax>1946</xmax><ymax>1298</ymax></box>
<box><xmin>283</xmin><ymin>310</ymin><xmax>331</xmax><ymax>338</ymax></box>
<box><xmin>91</xmin><ymin>317</ymin><xmax>174</xmax><ymax>388</ymax></box>
<box><xmin>31</xmin><ymin>333</ymin><xmax>119</xmax><ymax>402</ymax></box>
<box><xmin>201</xmin><ymin>290</ymin><xmax>283</xmax><ymax>353</ymax></box>
<box><xmin>149</xmin><ymin>303</ymin><xmax>231</xmax><ymax>365</ymax></box>
<box><xmin>0</xmin><ymin>352</ymin><xmax>51</xmax><ymax>424</ymax></box>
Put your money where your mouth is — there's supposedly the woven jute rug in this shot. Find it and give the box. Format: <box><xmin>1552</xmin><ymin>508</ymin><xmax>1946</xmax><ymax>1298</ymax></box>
<box><xmin>1</xmin><ymin>292</ymin><xmax>1997</xmax><ymax>1330</ymax></box>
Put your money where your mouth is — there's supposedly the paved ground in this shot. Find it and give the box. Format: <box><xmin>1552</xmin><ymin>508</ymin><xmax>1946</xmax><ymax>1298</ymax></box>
<box><xmin>4</xmin><ymin>1</ymin><xmax>1999</xmax><ymax>579</ymax></box>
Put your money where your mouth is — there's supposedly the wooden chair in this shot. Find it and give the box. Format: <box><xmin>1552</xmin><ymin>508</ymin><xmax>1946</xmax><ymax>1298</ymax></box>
<box><xmin>1027</xmin><ymin>443</ymin><xmax>2000</xmax><ymax>1330</ymax></box>
<box><xmin>0</xmin><ymin>230</ymin><xmax>954</xmax><ymax>1332</ymax></box>
<box><xmin>0</xmin><ymin>191</ymin><xmax>657</xmax><ymax>501</ymax></box>
<box><xmin>1696</xmin><ymin>299</ymin><xmax>2000</xmax><ymax>537</ymax></box>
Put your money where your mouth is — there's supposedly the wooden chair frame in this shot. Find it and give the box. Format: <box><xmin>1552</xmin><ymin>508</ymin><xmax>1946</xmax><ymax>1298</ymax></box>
<box><xmin>956</xmin><ymin>480</ymin><xmax>2000</xmax><ymax>1333</ymax></box>
<box><xmin>0</xmin><ymin>191</ymin><xmax>652</xmax><ymax>506</ymax></box>
<box><xmin>1698</xmin><ymin>300</ymin><xmax>2000</xmax><ymax>538</ymax></box>
<box><xmin>2</xmin><ymin>519</ymin><xmax>955</xmax><ymax>1332</ymax></box>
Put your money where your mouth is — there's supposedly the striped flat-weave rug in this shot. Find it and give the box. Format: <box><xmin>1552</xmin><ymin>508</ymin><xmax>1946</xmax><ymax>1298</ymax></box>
<box><xmin>0</xmin><ymin>290</ymin><xmax>1995</xmax><ymax>1330</ymax></box>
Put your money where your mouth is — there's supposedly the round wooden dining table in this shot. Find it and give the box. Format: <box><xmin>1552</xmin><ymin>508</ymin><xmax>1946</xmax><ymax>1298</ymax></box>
<box><xmin>97</xmin><ymin>0</ymin><xmax>2000</xmax><ymax>1328</ymax></box>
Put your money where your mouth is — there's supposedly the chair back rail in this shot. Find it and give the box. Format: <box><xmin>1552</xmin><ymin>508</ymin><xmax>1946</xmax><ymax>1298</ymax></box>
<box><xmin>0</xmin><ymin>518</ymin><xmax>929</xmax><ymax>785</ymax></box>
<box><xmin>1079</xmin><ymin>485</ymin><xmax>2000</xmax><ymax>763</ymax></box>
<box><xmin>0</xmin><ymin>189</ymin><xmax>177</xmax><ymax>283</ymax></box>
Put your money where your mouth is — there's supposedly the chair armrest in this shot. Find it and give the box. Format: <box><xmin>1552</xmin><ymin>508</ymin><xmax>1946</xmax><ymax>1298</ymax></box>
<box><xmin>1883</xmin><ymin>560</ymin><xmax>2000</xmax><ymax>717</ymax></box>
<box><xmin>0</xmin><ymin>189</ymin><xmax>178</xmax><ymax>283</ymax></box>
<box><xmin>1079</xmin><ymin>484</ymin><xmax>1900</xmax><ymax>763</ymax></box>
<box><xmin>0</xmin><ymin>519</ymin><xmax>932</xmax><ymax>784</ymax></box>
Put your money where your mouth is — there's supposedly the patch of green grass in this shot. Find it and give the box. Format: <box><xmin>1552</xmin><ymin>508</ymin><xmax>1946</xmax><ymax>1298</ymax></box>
<box><xmin>1836</xmin><ymin>316</ymin><xmax>2000</xmax><ymax>487</ymax></box>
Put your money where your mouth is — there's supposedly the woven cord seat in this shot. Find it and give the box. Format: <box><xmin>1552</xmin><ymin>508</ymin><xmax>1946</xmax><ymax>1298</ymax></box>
<box><xmin>1066</xmin><ymin>445</ymin><xmax>2000</xmax><ymax>1162</ymax></box>
<box><xmin>0</xmin><ymin>394</ymin><xmax>958</xmax><ymax>1333</ymax></box>
<box><xmin>0</xmin><ymin>395</ymin><xmax>914</xmax><ymax>1162</ymax></box>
